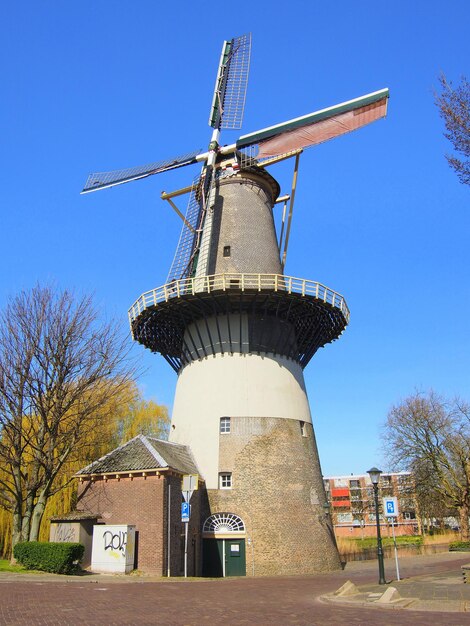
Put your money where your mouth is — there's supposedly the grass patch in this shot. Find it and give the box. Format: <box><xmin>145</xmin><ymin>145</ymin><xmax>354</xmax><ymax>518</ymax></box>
<box><xmin>449</xmin><ymin>541</ymin><xmax>470</xmax><ymax>552</ymax></box>
<box><xmin>338</xmin><ymin>535</ymin><xmax>423</xmax><ymax>552</ymax></box>
<box><xmin>0</xmin><ymin>559</ymin><xmax>27</xmax><ymax>573</ymax></box>
<box><xmin>356</xmin><ymin>535</ymin><xmax>423</xmax><ymax>549</ymax></box>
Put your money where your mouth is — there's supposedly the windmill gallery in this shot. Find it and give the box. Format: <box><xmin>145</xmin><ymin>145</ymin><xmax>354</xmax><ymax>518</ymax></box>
<box><xmin>67</xmin><ymin>34</ymin><xmax>389</xmax><ymax>577</ymax></box>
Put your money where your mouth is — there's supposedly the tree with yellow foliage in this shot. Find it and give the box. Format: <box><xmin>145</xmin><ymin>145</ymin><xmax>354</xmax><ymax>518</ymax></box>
<box><xmin>0</xmin><ymin>381</ymin><xmax>169</xmax><ymax>556</ymax></box>
<box><xmin>115</xmin><ymin>389</ymin><xmax>169</xmax><ymax>442</ymax></box>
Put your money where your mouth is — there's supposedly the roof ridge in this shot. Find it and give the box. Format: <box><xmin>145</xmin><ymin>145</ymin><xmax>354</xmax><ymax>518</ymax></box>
<box><xmin>146</xmin><ymin>436</ymin><xmax>187</xmax><ymax>449</ymax></box>
<box><xmin>139</xmin><ymin>434</ymin><xmax>168</xmax><ymax>467</ymax></box>
<box><xmin>146</xmin><ymin>437</ymin><xmax>201</xmax><ymax>477</ymax></box>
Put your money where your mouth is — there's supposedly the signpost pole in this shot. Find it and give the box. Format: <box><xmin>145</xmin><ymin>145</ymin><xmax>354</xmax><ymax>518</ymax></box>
<box><xmin>167</xmin><ymin>483</ymin><xmax>171</xmax><ymax>577</ymax></box>
<box><xmin>184</xmin><ymin>519</ymin><xmax>189</xmax><ymax>578</ymax></box>
<box><xmin>181</xmin><ymin>475</ymin><xmax>198</xmax><ymax>579</ymax></box>
<box><xmin>391</xmin><ymin>516</ymin><xmax>400</xmax><ymax>581</ymax></box>
<box><xmin>383</xmin><ymin>495</ymin><xmax>400</xmax><ymax>582</ymax></box>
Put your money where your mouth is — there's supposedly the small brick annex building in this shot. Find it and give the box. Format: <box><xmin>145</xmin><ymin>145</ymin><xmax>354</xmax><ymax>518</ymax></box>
<box><xmin>76</xmin><ymin>435</ymin><xmax>204</xmax><ymax>575</ymax></box>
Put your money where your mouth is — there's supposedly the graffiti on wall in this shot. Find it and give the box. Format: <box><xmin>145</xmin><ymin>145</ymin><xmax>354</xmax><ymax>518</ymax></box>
<box><xmin>103</xmin><ymin>530</ymin><xmax>127</xmax><ymax>555</ymax></box>
<box><xmin>51</xmin><ymin>523</ymin><xmax>78</xmax><ymax>543</ymax></box>
<box><xmin>91</xmin><ymin>525</ymin><xmax>135</xmax><ymax>573</ymax></box>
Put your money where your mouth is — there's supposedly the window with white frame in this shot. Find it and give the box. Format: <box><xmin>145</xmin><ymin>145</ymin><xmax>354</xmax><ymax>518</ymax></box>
<box><xmin>219</xmin><ymin>472</ymin><xmax>232</xmax><ymax>489</ymax></box>
<box><xmin>220</xmin><ymin>416</ymin><xmax>231</xmax><ymax>434</ymax></box>
<box><xmin>300</xmin><ymin>421</ymin><xmax>307</xmax><ymax>437</ymax></box>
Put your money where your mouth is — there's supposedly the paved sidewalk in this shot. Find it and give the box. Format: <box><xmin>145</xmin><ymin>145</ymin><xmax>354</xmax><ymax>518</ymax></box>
<box><xmin>322</xmin><ymin>554</ymin><xmax>470</xmax><ymax>613</ymax></box>
<box><xmin>0</xmin><ymin>551</ymin><xmax>469</xmax><ymax>625</ymax></box>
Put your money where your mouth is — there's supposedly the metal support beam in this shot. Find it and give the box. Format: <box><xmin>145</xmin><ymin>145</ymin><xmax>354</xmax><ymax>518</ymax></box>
<box><xmin>278</xmin><ymin>197</ymin><xmax>289</xmax><ymax>254</ymax></box>
<box><xmin>257</xmin><ymin>149</ymin><xmax>303</xmax><ymax>168</ymax></box>
<box><xmin>281</xmin><ymin>152</ymin><xmax>301</xmax><ymax>271</ymax></box>
<box><xmin>161</xmin><ymin>191</ymin><xmax>196</xmax><ymax>233</ymax></box>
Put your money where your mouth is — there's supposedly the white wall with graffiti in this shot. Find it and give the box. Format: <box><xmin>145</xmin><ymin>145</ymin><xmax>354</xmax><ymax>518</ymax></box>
<box><xmin>91</xmin><ymin>525</ymin><xmax>136</xmax><ymax>573</ymax></box>
<box><xmin>50</xmin><ymin>519</ymin><xmax>96</xmax><ymax>568</ymax></box>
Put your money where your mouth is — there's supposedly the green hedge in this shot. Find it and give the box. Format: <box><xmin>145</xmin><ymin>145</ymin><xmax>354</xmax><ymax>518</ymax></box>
<box><xmin>449</xmin><ymin>541</ymin><xmax>470</xmax><ymax>552</ymax></box>
<box><xmin>13</xmin><ymin>542</ymin><xmax>84</xmax><ymax>574</ymax></box>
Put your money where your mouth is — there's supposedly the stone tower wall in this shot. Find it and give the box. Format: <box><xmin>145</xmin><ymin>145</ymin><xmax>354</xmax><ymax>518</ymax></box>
<box><xmin>208</xmin><ymin>416</ymin><xmax>341</xmax><ymax>576</ymax></box>
<box><xmin>207</xmin><ymin>173</ymin><xmax>282</xmax><ymax>275</ymax></box>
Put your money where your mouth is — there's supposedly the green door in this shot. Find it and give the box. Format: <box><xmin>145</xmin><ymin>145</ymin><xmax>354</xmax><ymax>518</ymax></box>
<box><xmin>202</xmin><ymin>539</ymin><xmax>246</xmax><ymax>577</ymax></box>
<box><xmin>202</xmin><ymin>539</ymin><xmax>223</xmax><ymax>577</ymax></box>
<box><xmin>225</xmin><ymin>539</ymin><xmax>246</xmax><ymax>577</ymax></box>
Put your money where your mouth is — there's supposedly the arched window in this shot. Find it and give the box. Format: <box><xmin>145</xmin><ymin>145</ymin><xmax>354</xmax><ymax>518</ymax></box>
<box><xmin>203</xmin><ymin>512</ymin><xmax>245</xmax><ymax>534</ymax></box>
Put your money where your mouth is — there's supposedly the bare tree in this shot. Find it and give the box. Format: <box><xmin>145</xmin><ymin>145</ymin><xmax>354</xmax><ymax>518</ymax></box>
<box><xmin>383</xmin><ymin>391</ymin><xmax>470</xmax><ymax>539</ymax></box>
<box><xmin>435</xmin><ymin>74</ymin><xmax>470</xmax><ymax>186</ymax></box>
<box><xmin>0</xmin><ymin>285</ymin><xmax>136</xmax><ymax>549</ymax></box>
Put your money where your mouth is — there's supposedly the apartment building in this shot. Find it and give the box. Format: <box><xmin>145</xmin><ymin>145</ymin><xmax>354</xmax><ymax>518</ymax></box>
<box><xmin>323</xmin><ymin>472</ymin><xmax>418</xmax><ymax>538</ymax></box>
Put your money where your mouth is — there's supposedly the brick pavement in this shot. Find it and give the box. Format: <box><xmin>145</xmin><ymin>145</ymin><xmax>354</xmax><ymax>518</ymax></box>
<box><xmin>0</xmin><ymin>553</ymin><xmax>470</xmax><ymax>625</ymax></box>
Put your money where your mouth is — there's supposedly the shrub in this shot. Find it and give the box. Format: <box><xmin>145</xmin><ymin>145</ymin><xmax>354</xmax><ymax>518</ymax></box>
<box><xmin>13</xmin><ymin>542</ymin><xmax>84</xmax><ymax>574</ymax></box>
<box><xmin>449</xmin><ymin>541</ymin><xmax>470</xmax><ymax>552</ymax></box>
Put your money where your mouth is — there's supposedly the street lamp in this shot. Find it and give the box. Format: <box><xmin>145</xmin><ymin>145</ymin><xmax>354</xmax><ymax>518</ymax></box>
<box><xmin>367</xmin><ymin>466</ymin><xmax>386</xmax><ymax>585</ymax></box>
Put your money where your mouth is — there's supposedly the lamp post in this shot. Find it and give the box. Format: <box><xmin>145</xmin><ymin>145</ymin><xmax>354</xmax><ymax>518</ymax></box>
<box><xmin>322</xmin><ymin>502</ymin><xmax>331</xmax><ymax>517</ymax></box>
<box><xmin>367</xmin><ymin>466</ymin><xmax>386</xmax><ymax>585</ymax></box>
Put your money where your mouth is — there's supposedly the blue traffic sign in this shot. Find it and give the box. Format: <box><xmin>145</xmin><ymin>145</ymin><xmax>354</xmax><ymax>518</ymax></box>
<box><xmin>181</xmin><ymin>502</ymin><xmax>190</xmax><ymax>522</ymax></box>
<box><xmin>383</xmin><ymin>497</ymin><xmax>398</xmax><ymax>518</ymax></box>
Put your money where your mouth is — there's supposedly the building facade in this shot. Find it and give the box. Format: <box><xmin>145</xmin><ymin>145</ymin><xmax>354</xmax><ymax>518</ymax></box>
<box><xmin>324</xmin><ymin>472</ymin><xmax>418</xmax><ymax>538</ymax></box>
<box><xmin>75</xmin><ymin>435</ymin><xmax>203</xmax><ymax>575</ymax></box>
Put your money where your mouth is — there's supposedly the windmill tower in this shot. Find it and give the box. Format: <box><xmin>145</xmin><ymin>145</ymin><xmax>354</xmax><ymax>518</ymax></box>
<box><xmin>82</xmin><ymin>34</ymin><xmax>388</xmax><ymax>576</ymax></box>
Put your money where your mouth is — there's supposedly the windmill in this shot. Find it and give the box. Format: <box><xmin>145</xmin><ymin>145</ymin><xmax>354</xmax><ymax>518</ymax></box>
<box><xmin>82</xmin><ymin>34</ymin><xmax>389</xmax><ymax>577</ymax></box>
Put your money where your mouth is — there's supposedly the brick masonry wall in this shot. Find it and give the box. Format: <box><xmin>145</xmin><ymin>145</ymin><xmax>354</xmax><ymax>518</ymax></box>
<box><xmin>208</xmin><ymin>173</ymin><xmax>282</xmax><ymax>276</ymax></box>
<box><xmin>77</xmin><ymin>473</ymin><xmax>203</xmax><ymax>576</ymax></box>
<box><xmin>334</xmin><ymin>523</ymin><xmax>418</xmax><ymax>538</ymax></box>
<box><xmin>209</xmin><ymin>416</ymin><xmax>341</xmax><ymax>576</ymax></box>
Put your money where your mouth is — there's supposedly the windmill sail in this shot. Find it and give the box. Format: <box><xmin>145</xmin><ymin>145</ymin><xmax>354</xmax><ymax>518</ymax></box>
<box><xmin>81</xmin><ymin>35</ymin><xmax>389</xmax><ymax>292</ymax></box>
<box><xmin>209</xmin><ymin>33</ymin><xmax>251</xmax><ymax>130</ymax></box>
<box><xmin>166</xmin><ymin>176</ymin><xmax>203</xmax><ymax>282</ymax></box>
<box><xmin>166</xmin><ymin>33</ymin><xmax>252</xmax><ymax>281</ymax></box>
<box><xmin>81</xmin><ymin>149</ymin><xmax>203</xmax><ymax>194</ymax></box>
<box><xmin>236</xmin><ymin>88</ymin><xmax>389</xmax><ymax>158</ymax></box>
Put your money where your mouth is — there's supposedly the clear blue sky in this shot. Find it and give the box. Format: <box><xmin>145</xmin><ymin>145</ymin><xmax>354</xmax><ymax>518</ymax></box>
<box><xmin>1</xmin><ymin>1</ymin><xmax>469</xmax><ymax>476</ymax></box>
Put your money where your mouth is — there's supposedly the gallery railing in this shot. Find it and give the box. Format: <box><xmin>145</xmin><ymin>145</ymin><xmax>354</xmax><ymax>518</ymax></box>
<box><xmin>128</xmin><ymin>273</ymin><xmax>349</xmax><ymax>325</ymax></box>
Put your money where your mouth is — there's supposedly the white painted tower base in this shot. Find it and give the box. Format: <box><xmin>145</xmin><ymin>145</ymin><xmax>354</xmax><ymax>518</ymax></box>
<box><xmin>170</xmin><ymin>351</ymin><xmax>312</xmax><ymax>489</ymax></box>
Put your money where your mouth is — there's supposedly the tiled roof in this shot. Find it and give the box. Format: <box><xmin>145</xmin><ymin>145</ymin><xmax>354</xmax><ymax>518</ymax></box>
<box><xmin>146</xmin><ymin>437</ymin><xmax>198</xmax><ymax>475</ymax></box>
<box><xmin>76</xmin><ymin>435</ymin><xmax>198</xmax><ymax>476</ymax></box>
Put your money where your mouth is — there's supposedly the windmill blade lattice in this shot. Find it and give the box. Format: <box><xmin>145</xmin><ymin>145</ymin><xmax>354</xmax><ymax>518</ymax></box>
<box><xmin>81</xmin><ymin>149</ymin><xmax>203</xmax><ymax>194</ymax></box>
<box><xmin>219</xmin><ymin>33</ymin><xmax>251</xmax><ymax>130</ymax></box>
<box><xmin>209</xmin><ymin>33</ymin><xmax>252</xmax><ymax>131</ymax></box>
<box><xmin>166</xmin><ymin>175</ymin><xmax>204</xmax><ymax>282</ymax></box>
